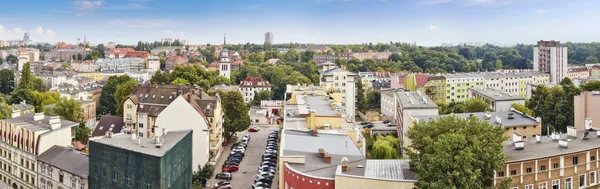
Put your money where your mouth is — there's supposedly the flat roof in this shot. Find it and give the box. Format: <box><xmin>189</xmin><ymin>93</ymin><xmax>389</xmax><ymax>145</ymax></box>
<box><xmin>469</xmin><ymin>88</ymin><xmax>525</xmax><ymax>101</ymax></box>
<box><xmin>363</xmin><ymin>160</ymin><xmax>416</xmax><ymax>180</ymax></box>
<box><xmin>504</xmin><ymin>131</ymin><xmax>600</xmax><ymax>162</ymax></box>
<box><xmin>3</xmin><ymin>113</ymin><xmax>79</xmax><ymax>132</ymax></box>
<box><xmin>412</xmin><ymin>110</ymin><xmax>539</xmax><ymax>128</ymax></box>
<box><xmin>90</xmin><ymin>130</ymin><xmax>190</xmax><ymax>157</ymax></box>
<box><xmin>297</xmin><ymin>95</ymin><xmax>343</xmax><ymax>117</ymax></box>
<box><xmin>396</xmin><ymin>90</ymin><xmax>438</xmax><ymax>109</ymax></box>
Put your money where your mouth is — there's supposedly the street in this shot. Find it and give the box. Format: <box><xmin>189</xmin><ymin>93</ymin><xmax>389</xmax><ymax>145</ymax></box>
<box><xmin>209</xmin><ymin>125</ymin><xmax>280</xmax><ymax>189</ymax></box>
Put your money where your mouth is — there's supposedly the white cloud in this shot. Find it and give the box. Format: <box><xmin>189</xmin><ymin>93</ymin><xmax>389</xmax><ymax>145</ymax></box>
<box><xmin>0</xmin><ymin>25</ymin><xmax>56</xmax><ymax>42</ymax></box>
<box><xmin>427</xmin><ymin>25</ymin><xmax>439</xmax><ymax>30</ymax></box>
<box><xmin>108</xmin><ymin>19</ymin><xmax>176</xmax><ymax>28</ymax></box>
<box><xmin>74</xmin><ymin>1</ymin><xmax>104</xmax><ymax>10</ymax></box>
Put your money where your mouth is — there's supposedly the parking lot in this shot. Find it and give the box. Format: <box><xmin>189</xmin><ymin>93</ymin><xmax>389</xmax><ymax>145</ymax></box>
<box><xmin>209</xmin><ymin>125</ymin><xmax>280</xmax><ymax>189</ymax></box>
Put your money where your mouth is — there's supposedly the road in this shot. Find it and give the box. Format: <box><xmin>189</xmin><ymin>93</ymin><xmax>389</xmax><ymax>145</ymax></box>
<box><xmin>209</xmin><ymin>125</ymin><xmax>280</xmax><ymax>189</ymax></box>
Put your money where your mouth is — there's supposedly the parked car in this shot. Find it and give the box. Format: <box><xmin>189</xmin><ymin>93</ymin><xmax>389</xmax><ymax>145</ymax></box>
<box><xmin>222</xmin><ymin>165</ymin><xmax>239</xmax><ymax>172</ymax></box>
<box><xmin>259</xmin><ymin>167</ymin><xmax>276</xmax><ymax>173</ymax></box>
<box><xmin>387</xmin><ymin>123</ymin><xmax>397</xmax><ymax>127</ymax></box>
<box><xmin>257</xmin><ymin>172</ymin><xmax>274</xmax><ymax>178</ymax></box>
<box><xmin>383</xmin><ymin>120</ymin><xmax>393</xmax><ymax>124</ymax></box>
<box><xmin>248</xmin><ymin>126</ymin><xmax>260</xmax><ymax>132</ymax></box>
<box><xmin>215</xmin><ymin>181</ymin><xmax>231</xmax><ymax>188</ymax></box>
<box><xmin>252</xmin><ymin>182</ymin><xmax>270</xmax><ymax>189</ymax></box>
<box><xmin>261</xmin><ymin>162</ymin><xmax>276</xmax><ymax>167</ymax></box>
<box><xmin>257</xmin><ymin>175</ymin><xmax>274</xmax><ymax>180</ymax></box>
<box><xmin>360</xmin><ymin>121</ymin><xmax>372</xmax><ymax>125</ymax></box>
<box><xmin>263</xmin><ymin>157</ymin><xmax>276</xmax><ymax>162</ymax></box>
<box><xmin>215</xmin><ymin>172</ymin><xmax>232</xmax><ymax>180</ymax></box>
<box><xmin>255</xmin><ymin>177</ymin><xmax>273</xmax><ymax>185</ymax></box>
<box><xmin>363</xmin><ymin>124</ymin><xmax>374</xmax><ymax>129</ymax></box>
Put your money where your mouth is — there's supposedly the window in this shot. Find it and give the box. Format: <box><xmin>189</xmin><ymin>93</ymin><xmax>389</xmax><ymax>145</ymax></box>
<box><xmin>71</xmin><ymin>178</ymin><xmax>77</xmax><ymax>188</ymax></box>
<box><xmin>139</xmin><ymin>123</ymin><xmax>144</xmax><ymax>128</ymax></box>
<box><xmin>579</xmin><ymin>174</ymin><xmax>586</xmax><ymax>187</ymax></box>
<box><xmin>593</xmin><ymin>156</ymin><xmax>596</xmax><ymax>161</ymax></box>
<box><xmin>48</xmin><ymin>167</ymin><xmax>53</xmax><ymax>177</ymax></box>
<box><xmin>565</xmin><ymin>177</ymin><xmax>572</xmax><ymax>189</ymax></box>
<box><xmin>591</xmin><ymin>171</ymin><xmax>596</xmax><ymax>185</ymax></box>
<box><xmin>498</xmin><ymin>172</ymin><xmax>505</xmax><ymax>177</ymax></box>
<box><xmin>139</xmin><ymin>132</ymin><xmax>143</xmax><ymax>137</ymax></box>
<box><xmin>126</xmin><ymin>177</ymin><xmax>131</xmax><ymax>186</ymax></box>
<box><xmin>48</xmin><ymin>183</ymin><xmax>53</xmax><ymax>189</ymax></box>
<box><xmin>40</xmin><ymin>179</ymin><xmax>46</xmax><ymax>189</ymax></box>
<box><xmin>525</xmin><ymin>185</ymin><xmax>533</xmax><ymax>189</ymax></box>
<box><xmin>59</xmin><ymin>173</ymin><xmax>64</xmax><ymax>183</ymax></box>
<box><xmin>146</xmin><ymin>182</ymin><xmax>151</xmax><ymax>189</ymax></box>
<box><xmin>526</xmin><ymin>168</ymin><xmax>532</xmax><ymax>173</ymax></box>
<box><xmin>573</xmin><ymin>157</ymin><xmax>579</xmax><ymax>165</ymax></box>
<box><xmin>539</xmin><ymin>182</ymin><xmax>547</xmax><ymax>189</ymax></box>
<box><xmin>41</xmin><ymin>165</ymin><xmax>45</xmax><ymax>176</ymax></box>
<box><xmin>112</xmin><ymin>170</ymin><xmax>118</xmax><ymax>181</ymax></box>
<box><xmin>137</xmin><ymin>181</ymin><xmax>142</xmax><ymax>189</ymax></box>
<box><xmin>510</xmin><ymin>170</ymin><xmax>517</xmax><ymax>176</ymax></box>
<box><xmin>553</xmin><ymin>163</ymin><xmax>559</xmax><ymax>169</ymax></box>
<box><xmin>127</xmin><ymin>104</ymin><xmax>132</xmax><ymax>109</ymax></box>
<box><xmin>541</xmin><ymin>165</ymin><xmax>546</xmax><ymax>171</ymax></box>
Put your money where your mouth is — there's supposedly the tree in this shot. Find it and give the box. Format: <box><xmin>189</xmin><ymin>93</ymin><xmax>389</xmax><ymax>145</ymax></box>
<box><xmin>192</xmin><ymin>163</ymin><xmax>214</xmax><ymax>188</ymax></box>
<box><xmin>52</xmin><ymin>97</ymin><xmax>83</xmax><ymax>122</ymax></box>
<box><xmin>0</xmin><ymin>69</ymin><xmax>15</xmax><ymax>94</ymax></box>
<box><xmin>72</xmin><ymin>54</ymin><xmax>77</xmax><ymax>61</ymax></box>
<box><xmin>251</xmin><ymin>90</ymin><xmax>273</xmax><ymax>106</ymax></box>
<box><xmin>150</xmin><ymin>70</ymin><xmax>171</xmax><ymax>84</ymax></box>
<box><xmin>458</xmin><ymin>48</ymin><xmax>474</xmax><ymax>60</ymax></box>
<box><xmin>98</xmin><ymin>75</ymin><xmax>135</xmax><ymax>116</ymax></box>
<box><xmin>31</xmin><ymin>91</ymin><xmax>60</xmax><ymax>112</ymax></box>
<box><xmin>406</xmin><ymin>115</ymin><xmax>510</xmax><ymax>188</ymax></box>
<box><xmin>75</xmin><ymin>123</ymin><xmax>92</xmax><ymax>144</ymax></box>
<box><xmin>0</xmin><ymin>96</ymin><xmax>11</xmax><ymax>119</ymax></box>
<box><xmin>6</xmin><ymin>55</ymin><xmax>17</xmax><ymax>63</ymax></box>
<box><xmin>511</xmin><ymin>103</ymin><xmax>534</xmax><ymax>117</ymax></box>
<box><xmin>585</xmin><ymin>56</ymin><xmax>599</xmax><ymax>63</ymax></box>
<box><xmin>482</xmin><ymin>52</ymin><xmax>498</xmax><ymax>71</ymax></box>
<box><xmin>356</xmin><ymin>81</ymin><xmax>368</xmax><ymax>112</ymax></box>
<box><xmin>171</xmin><ymin>78</ymin><xmax>190</xmax><ymax>85</ymax></box>
<box><xmin>371</xmin><ymin>139</ymin><xmax>398</xmax><ymax>159</ymax></box>
<box><xmin>388</xmin><ymin>53</ymin><xmax>401</xmax><ymax>62</ymax></box>
<box><xmin>18</xmin><ymin>62</ymin><xmax>33</xmax><ymax>90</ymax></box>
<box><xmin>114</xmin><ymin>80</ymin><xmax>139</xmax><ymax>117</ymax></box>
<box><xmin>32</xmin><ymin>78</ymin><xmax>46</xmax><ymax>92</ymax></box>
<box><xmin>462</xmin><ymin>98</ymin><xmax>492</xmax><ymax>112</ymax></box>
<box><xmin>366</xmin><ymin>90</ymin><xmax>381</xmax><ymax>110</ymax></box>
<box><xmin>220</xmin><ymin>91</ymin><xmax>251</xmax><ymax>142</ymax></box>
<box><xmin>580</xmin><ymin>80</ymin><xmax>600</xmax><ymax>91</ymax></box>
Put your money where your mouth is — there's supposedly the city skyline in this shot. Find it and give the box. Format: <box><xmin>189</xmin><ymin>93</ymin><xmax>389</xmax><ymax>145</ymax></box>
<box><xmin>0</xmin><ymin>0</ymin><xmax>598</xmax><ymax>46</ymax></box>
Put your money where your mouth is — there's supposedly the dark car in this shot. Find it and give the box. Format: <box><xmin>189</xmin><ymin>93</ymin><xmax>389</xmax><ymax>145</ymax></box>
<box><xmin>387</xmin><ymin>123</ymin><xmax>397</xmax><ymax>127</ymax></box>
<box><xmin>363</xmin><ymin>124</ymin><xmax>374</xmax><ymax>129</ymax></box>
<box><xmin>231</xmin><ymin>142</ymin><xmax>247</xmax><ymax>149</ymax></box>
<box><xmin>215</xmin><ymin>172</ymin><xmax>232</xmax><ymax>180</ymax></box>
<box><xmin>256</xmin><ymin>175</ymin><xmax>274</xmax><ymax>180</ymax></box>
<box><xmin>261</xmin><ymin>162</ymin><xmax>276</xmax><ymax>167</ymax></box>
<box><xmin>360</xmin><ymin>121</ymin><xmax>372</xmax><ymax>125</ymax></box>
<box><xmin>262</xmin><ymin>155</ymin><xmax>277</xmax><ymax>160</ymax></box>
<box><xmin>383</xmin><ymin>120</ymin><xmax>393</xmax><ymax>124</ymax></box>
<box><xmin>252</xmin><ymin>182</ymin><xmax>270</xmax><ymax>189</ymax></box>
<box><xmin>255</xmin><ymin>177</ymin><xmax>273</xmax><ymax>185</ymax></box>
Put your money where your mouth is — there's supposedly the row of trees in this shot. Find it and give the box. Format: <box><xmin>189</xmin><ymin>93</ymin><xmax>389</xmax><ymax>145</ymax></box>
<box><xmin>437</xmin><ymin>98</ymin><xmax>493</xmax><ymax>114</ymax></box>
<box><xmin>150</xmin><ymin>66</ymin><xmax>229</xmax><ymax>91</ymax></box>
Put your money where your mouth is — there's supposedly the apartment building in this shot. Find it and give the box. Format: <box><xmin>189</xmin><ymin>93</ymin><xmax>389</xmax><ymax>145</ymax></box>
<box><xmin>404</xmin><ymin>74</ymin><xmax>429</xmax><ymax>92</ymax></box>
<box><xmin>395</xmin><ymin>91</ymin><xmax>438</xmax><ymax>154</ymax></box>
<box><xmin>574</xmin><ymin>91</ymin><xmax>600</xmax><ymax>131</ymax></box>
<box><xmin>534</xmin><ymin>40</ymin><xmax>568</xmax><ymax>83</ymax></box>
<box><xmin>0</xmin><ymin>112</ymin><xmax>78</xmax><ymax>189</ymax></box>
<box><xmin>319</xmin><ymin>68</ymin><xmax>357</xmax><ymax>118</ymax></box>
<box><xmin>104</xmin><ymin>48</ymin><xmax>136</xmax><ymax>59</ymax></box>
<box><xmin>468</xmin><ymin>88</ymin><xmax>526</xmax><ymax>112</ymax></box>
<box><xmin>95</xmin><ymin>58</ymin><xmax>146</xmax><ymax>72</ymax></box>
<box><xmin>483</xmin><ymin>72</ymin><xmax>551</xmax><ymax>98</ymax></box>
<box><xmin>88</xmin><ymin>131</ymin><xmax>192</xmax><ymax>189</ymax></box>
<box><xmin>71</xmin><ymin>61</ymin><xmax>99</xmax><ymax>73</ymax></box>
<box><xmin>10</xmin><ymin>101</ymin><xmax>34</xmax><ymax>115</ymax></box>
<box><xmin>37</xmin><ymin>146</ymin><xmax>88</xmax><ymax>189</ymax></box>
<box><xmin>146</xmin><ymin>56</ymin><xmax>160</xmax><ymax>72</ymax></box>
<box><xmin>44</xmin><ymin>49</ymin><xmax>88</xmax><ymax>62</ymax></box>
<box><xmin>238</xmin><ymin>76</ymin><xmax>271</xmax><ymax>103</ymax></box>
<box><xmin>568</xmin><ymin>67</ymin><xmax>590</xmax><ymax>80</ymax></box>
<box><xmin>380</xmin><ymin>89</ymin><xmax>396</xmax><ymax>120</ymax></box>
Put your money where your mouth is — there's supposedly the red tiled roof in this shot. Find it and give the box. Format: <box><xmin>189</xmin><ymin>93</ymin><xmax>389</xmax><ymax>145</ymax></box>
<box><xmin>105</xmin><ymin>48</ymin><xmax>136</xmax><ymax>56</ymax></box>
<box><xmin>166</xmin><ymin>55</ymin><xmax>188</xmax><ymax>64</ymax></box>
<box><xmin>125</xmin><ymin>51</ymin><xmax>151</xmax><ymax>59</ymax></box>
<box><xmin>55</xmin><ymin>42</ymin><xmax>74</xmax><ymax>49</ymax></box>
<box><xmin>415</xmin><ymin>74</ymin><xmax>429</xmax><ymax>87</ymax></box>
<box><xmin>239</xmin><ymin>76</ymin><xmax>271</xmax><ymax>88</ymax></box>
<box><xmin>208</xmin><ymin>61</ymin><xmax>220</xmax><ymax>68</ymax></box>
<box><xmin>569</xmin><ymin>67</ymin><xmax>589</xmax><ymax>72</ymax></box>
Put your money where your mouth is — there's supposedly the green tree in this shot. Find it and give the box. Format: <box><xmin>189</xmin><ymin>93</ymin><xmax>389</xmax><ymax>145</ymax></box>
<box><xmin>32</xmin><ymin>78</ymin><xmax>46</xmax><ymax>92</ymax></box>
<box><xmin>371</xmin><ymin>139</ymin><xmax>398</xmax><ymax>159</ymax></box>
<box><xmin>585</xmin><ymin>56</ymin><xmax>599</xmax><ymax>63</ymax></box>
<box><xmin>251</xmin><ymin>90</ymin><xmax>273</xmax><ymax>106</ymax></box>
<box><xmin>75</xmin><ymin>123</ymin><xmax>92</xmax><ymax>144</ymax></box>
<box><xmin>462</xmin><ymin>98</ymin><xmax>492</xmax><ymax>113</ymax></box>
<box><xmin>18</xmin><ymin>62</ymin><xmax>33</xmax><ymax>90</ymax></box>
<box><xmin>0</xmin><ymin>69</ymin><xmax>15</xmax><ymax>94</ymax></box>
<box><xmin>192</xmin><ymin>163</ymin><xmax>214</xmax><ymax>188</ymax></box>
<box><xmin>220</xmin><ymin>91</ymin><xmax>251</xmax><ymax>142</ymax></box>
<box><xmin>0</xmin><ymin>97</ymin><xmax>11</xmax><ymax>119</ymax></box>
<box><xmin>31</xmin><ymin>91</ymin><xmax>60</xmax><ymax>112</ymax></box>
<box><xmin>98</xmin><ymin>75</ymin><xmax>135</xmax><ymax>116</ymax></box>
<box><xmin>61</xmin><ymin>63</ymin><xmax>69</xmax><ymax>69</ymax></box>
<box><xmin>247</xmin><ymin>53</ymin><xmax>265</xmax><ymax>63</ymax></box>
<box><xmin>114</xmin><ymin>80</ymin><xmax>139</xmax><ymax>117</ymax></box>
<box><xmin>388</xmin><ymin>52</ymin><xmax>401</xmax><ymax>62</ymax></box>
<box><xmin>171</xmin><ymin>78</ymin><xmax>190</xmax><ymax>85</ymax></box>
<box><xmin>580</xmin><ymin>80</ymin><xmax>600</xmax><ymax>91</ymax></box>
<box><xmin>406</xmin><ymin>115</ymin><xmax>510</xmax><ymax>188</ymax></box>
<box><xmin>366</xmin><ymin>90</ymin><xmax>381</xmax><ymax>110</ymax></box>
<box><xmin>356</xmin><ymin>81</ymin><xmax>368</xmax><ymax>112</ymax></box>
<box><xmin>72</xmin><ymin>54</ymin><xmax>76</xmax><ymax>61</ymax></box>
<box><xmin>511</xmin><ymin>103</ymin><xmax>534</xmax><ymax>116</ymax></box>
<box><xmin>482</xmin><ymin>52</ymin><xmax>498</xmax><ymax>71</ymax></box>
<box><xmin>52</xmin><ymin>97</ymin><xmax>83</xmax><ymax>122</ymax></box>
<box><xmin>458</xmin><ymin>47</ymin><xmax>474</xmax><ymax>60</ymax></box>
<box><xmin>150</xmin><ymin>70</ymin><xmax>171</xmax><ymax>84</ymax></box>
<box><xmin>6</xmin><ymin>55</ymin><xmax>17</xmax><ymax>63</ymax></box>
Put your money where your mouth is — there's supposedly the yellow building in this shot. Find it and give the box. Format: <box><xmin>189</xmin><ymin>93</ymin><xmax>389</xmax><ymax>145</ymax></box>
<box><xmin>285</xmin><ymin>85</ymin><xmax>353</xmax><ymax>130</ymax></box>
<box><xmin>79</xmin><ymin>72</ymin><xmax>106</xmax><ymax>82</ymax></box>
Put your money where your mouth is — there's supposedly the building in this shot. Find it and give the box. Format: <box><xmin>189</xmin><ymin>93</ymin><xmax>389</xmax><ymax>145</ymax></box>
<box><xmin>573</xmin><ymin>77</ymin><xmax>600</xmax><ymax>87</ymax></box>
<box><xmin>318</xmin><ymin>62</ymin><xmax>338</xmax><ymax>73</ymax></box>
<box><xmin>165</xmin><ymin>56</ymin><xmax>188</xmax><ymax>71</ymax></box>
<box><xmin>313</xmin><ymin>54</ymin><xmax>339</xmax><ymax>64</ymax></box>
<box><xmin>238</xmin><ymin>76</ymin><xmax>272</xmax><ymax>103</ymax></box>
<box><xmin>209</xmin><ymin>84</ymin><xmax>239</xmax><ymax>93</ymax></box>
<box><xmin>395</xmin><ymin>90</ymin><xmax>438</xmax><ymax>154</ymax></box>
<box><xmin>351</xmin><ymin>51</ymin><xmax>393</xmax><ymax>61</ymax></box>
<box><xmin>260</xmin><ymin>100</ymin><xmax>283</xmax><ymax>124</ymax></box>
<box><xmin>249</xmin><ymin>106</ymin><xmax>270</xmax><ymax>125</ymax></box>
<box><xmin>568</xmin><ymin>67</ymin><xmax>590</xmax><ymax>80</ymax></box>
<box><xmin>380</xmin><ymin>89</ymin><xmax>396</xmax><ymax>120</ymax></box>
<box><xmin>37</xmin><ymin>146</ymin><xmax>88</xmax><ymax>189</ymax></box>
<box><xmin>404</xmin><ymin>74</ymin><xmax>429</xmax><ymax>92</ymax></box>
<box><xmin>265</xmin><ymin>58</ymin><xmax>280</xmax><ymax>65</ymax></box>
<box><xmin>265</xmin><ymin>32</ymin><xmax>274</xmax><ymax>44</ymax></box>
<box><xmin>219</xmin><ymin>48</ymin><xmax>231</xmax><ymax>78</ymax></box>
<box><xmin>71</xmin><ymin>61</ymin><xmax>99</xmax><ymax>73</ymax></box>
<box><xmin>104</xmin><ymin>48</ymin><xmax>136</xmax><ymax>59</ymax></box>
<box><xmin>468</xmin><ymin>88</ymin><xmax>526</xmax><ymax>112</ymax></box>
<box><xmin>150</xmin><ymin>46</ymin><xmax>184</xmax><ymax>56</ymax></box>
<box><xmin>0</xmin><ymin>112</ymin><xmax>78</xmax><ymax>189</ymax></box>
<box><xmin>80</xmin><ymin>100</ymin><xmax>97</xmax><ymax>129</ymax></box>
<box><xmin>91</xmin><ymin>116</ymin><xmax>124</xmax><ymax>137</ymax></box>
<box><xmin>95</xmin><ymin>58</ymin><xmax>146</xmax><ymax>72</ymax></box>
<box><xmin>44</xmin><ymin>49</ymin><xmax>88</xmax><ymax>62</ymax></box>
<box><xmin>295</xmin><ymin>45</ymin><xmax>332</xmax><ymax>53</ymax></box>
<box><xmin>483</xmin><ymin>72</ymin><xmax>550</xmax><ymax>98</ymax></box>
<box><xmin>358</xmin><ymin>72</ymin><xmax>391</xmax><ymax>89</ymax></box>
<box><xmin>319</xmin><ymin>68</ymin><xmax>357</xmax><ymax>118</ymax></box>
<box><xmin>278</xmin><ymin>129</ymin><xmax>416</xmax><ymax>189</ymax></box>
<box><xmin>88</xmin><ymin>130</ymin><xmax>192</xmax><ymax>189</ymax></box>
<box><xmin>160</xmin><ymin>38</ymin><xmax>174</xmax><ymax>45</ymax></box>
<box><xmin>574</xmin><ymin>91</ymin><xmax>600</xmax><ymax>131</ymax></box>
<box><xmin>10</xmin><ymin>101</ymin><xmax>35</xmax><ymax>115</ymax></box>
<box><xmin>534</xmin><ymin>40</ymin><xmax>568</xmax><ymax>83</ymax></box>
<box><xmin>146</xmin><ymin>56</ymin><xmax>160</xmax><ymax>72</ymax></box>
<box><xmin>124</xmin><ymin>51</ymin><xmax>151</xmax><ymax>59</ymax></box>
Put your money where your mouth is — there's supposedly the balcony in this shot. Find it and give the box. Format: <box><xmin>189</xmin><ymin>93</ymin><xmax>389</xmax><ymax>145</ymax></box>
<box><xmin>210</xmin><ymin>134</ymin><xmax>223</xmax><ymax>151</ymax></box>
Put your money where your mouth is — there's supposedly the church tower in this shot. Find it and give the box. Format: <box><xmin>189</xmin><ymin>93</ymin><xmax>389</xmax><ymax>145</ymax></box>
<box><xmin>219</xmin><ymin>34</ymin><xmax>231</xmax><ymax>78</ymax></box>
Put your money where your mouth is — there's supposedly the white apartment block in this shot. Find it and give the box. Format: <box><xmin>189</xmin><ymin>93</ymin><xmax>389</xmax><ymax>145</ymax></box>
<box><xmin>533</xmin><ymin>40</ymin><xmax>568</xmax><ymax>83</ymax></box>
<box><xmin>146</xmin><ymin>56</ymin><xmax>160</xmax><ymax>72</ymax></box>
<box><xmin>71</xmin><ymin>62</ymin><xmax>99</xmax><ymax>73</ymax></box>
<box><xmin>483</xmin><ymin>72</ymin><xmax>550</xmax><ymax>98</ymax></box>
<box><xmin>95</xmin><ymin>58</ymin><xmax>146</xmax><ymax>72</ymax></box>
<box><xmin>380</xmin><ymin>89</ymin><xmax>396</xmax><ymax>120</ymax></box>
<box><xmin>238</xmin><ymin>76</ymin><xmax>271</xmax><ymax>103</ymax></box>
<box><xmin>0</xmin><ymin>112</ymin><xmax>78</xmax><ymax>189</ymax></box>
<box><xmin>319</xmin><ymin>68</ymin><xmax>357</xmax><ymax>118</ymax></box>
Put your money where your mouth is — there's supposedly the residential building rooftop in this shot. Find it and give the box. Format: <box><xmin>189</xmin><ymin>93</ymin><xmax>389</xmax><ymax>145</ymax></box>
<box><xmin>412</xmin><ymin>110</ymin><xmax>540</xmax><ymax>128</ymax></box>
<box><xmin>90</xmin><ymin>130</ymin><xmax>191</xmax><ymax>157</ymax></box>
<box><xmin>239</xmin><ymin>76</ymin><xmax>271</xmax><ymax>88</ymax></box>
<box><xmin>3</xmin><ymin>113</ymin><xmax>79</xmax><ymax>132</ymax></box>
<box><xmin>503</xmin><ymin>130</ymin><xmax>600</xmax><ymax>163</ymax></box>
<box><xmin>37</xmin><ymin>145</ymin><xmax>89</xmax><ymax>178</ymax></box>
<box><xmin>209</xmin><ymin>84</ymin><xmax>239</xmax><ymax>92</ymax></box>
<box><xmin>397</xmin><ymin>90</ymin><xmax>438</xmax><ymax>109</ymax></box>
<box><xmin>92</xmin><ymin>116</ymin><xmax>125</xmax><ymax>137</ymax></box>
<box><xmin>10</xmin><ymin>101</ymin><xmax>34</xmax><ymax>112</ymax></box>
<box><xmin>321</xmin><ymin>68</ymin><xmax>357</xmax><ymax>76</ymax></box>
<box><xmin>469</xmin><ymin>88</ymin><xmax>525</xmax><ymax>101</ymax></box>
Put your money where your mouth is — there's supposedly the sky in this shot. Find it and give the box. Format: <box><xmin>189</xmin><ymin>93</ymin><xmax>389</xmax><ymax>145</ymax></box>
<box><xmin>0</xmin><ymin>0</ymin><xmax>598</xmax><ymax>46</ymax></box>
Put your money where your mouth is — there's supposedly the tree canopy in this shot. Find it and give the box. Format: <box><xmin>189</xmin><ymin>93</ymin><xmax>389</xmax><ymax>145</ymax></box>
<box><xmin>526</xmin><ymin>78</ymin><xmax>579</xmax><ymax>134</ymax></box>
<box><xmin>220</xmin><ymin>91</ymin><xmax>251</xmax><ymax>142</ymax></box>
<box><xmin>437</xmin><ymin>98</ymin><xmax>492</xmax><ymax>114</ymax></box>
<box><xmin>98</xmin><ymin>75</ymin><xmax>136</xmax><ymax>116</ymax></box>
<box><xmin>406</xmin><ymin>115</ymin><xmax>510</xmax><ymax>188</ymax></box>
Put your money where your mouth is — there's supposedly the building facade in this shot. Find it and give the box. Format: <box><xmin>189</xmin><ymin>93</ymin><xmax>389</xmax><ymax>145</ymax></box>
<box><xmin>395</xmin><ymin>91</ymin><xmax>438</xmax><ymax>154</ymax></box>
<box><xmin>265</xmin><ymin>32</ymin><xmax>274</xmax><ymax>44</ymax></box>
<box><xmin>219</xmin><ymin>49</ymin><xmax>231</xmax><ymax>79</ymax></box>
<box><xmin>468</xmin><ymin>88</ymin><xmax>526</xmax><ymax>112</ymax></box>
<box><xmin>88</xmin><ymin>131</ymin><xmax>192</xmax><ymax>189</ymax></box>
<box><xmin>238</xmin><ymin>76</ymin><xmax>272</xmax><ymax>103</ymax></box>
<box><xmin>319</xmin><ymin>68</ymin><xmax>357</xmax><ymax>118</ymax></box>
<box><xmin>95</xmin><ymin>58</ymin><xmax>146</xmax><ymax>72</ymax></box>
<box><xmin>574</xmin><ymin>91</ymin><xmax>600</xmax><ymax>131</ymax></box>
<box><xmin>534</xmin><ymin>40</ymin><xmax>568</xmax><ymax>84</ymax></box>
<box><xmin>0</xmin><ymin>112</ymin><xmax>78</xmax><ymax>189</ymax></box>
<box><xmin>37</xmin><ymin>146</ymin><xmax>88</xmax><ymax>189</ymax></box>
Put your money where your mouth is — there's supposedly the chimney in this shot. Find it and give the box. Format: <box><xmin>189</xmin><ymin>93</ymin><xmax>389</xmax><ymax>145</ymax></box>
<box><xmin>324</xmin><ymin>152</ymin><xmax>331</xmax><ymax>163</ymax></box>
<box><xmin>49</xmin><ymin>116</ymin><xmax>61</xmax><ymax>130</ymax></box>
<box><xmin>341</xmin><ymin>157</ymin><xmax>349</xmax><ymax>172</ymax></box>
<box><xmin>318</xmin><ymin>148</ymin><xmax>325</xmax><ymax>158</ymax></box>
<box><xmin>508</xmin><ymin>113</ymin><xmax>514</xmax><ymax>120</ymax></box>
<box><xmin>20</xmin><ymin>100</ymin><xmax>26</xmax><ymax>105</ymax></box>
<box><xmin>33</xmin><ymin>112</ymin><xmax>44</xmax><ymax>121</ymax></box>
<box><xmin>11</xmin><ymin>109</ymin><xmax>21</xmax><ymax>118</ymax></box>
<box><xmin>312</xmin><ymin>129</ymin><xmax>318</xmax><ymax>137</ymax></box>
<box><xmin>155</xmin><ymin>136</ymin><xmax>163</xmax><ymax>148</ymax></box>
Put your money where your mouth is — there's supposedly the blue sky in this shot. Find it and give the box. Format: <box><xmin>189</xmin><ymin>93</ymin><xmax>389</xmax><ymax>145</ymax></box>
<box><xmin>0</xmin><ymin>0</ymin><xmax>598</xmax><ymax>46</ymax></box>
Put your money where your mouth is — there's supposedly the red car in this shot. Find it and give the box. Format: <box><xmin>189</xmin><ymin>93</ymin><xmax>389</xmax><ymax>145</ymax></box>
<box><xmin>222</xmin><ymin>165</ymin><xmax>239</xmax><ymax>172</ymax></box>
<box><xmin>248</xmin><ymin>126</ymin><xmax>260</xmax><ymax>132</ymax></box>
